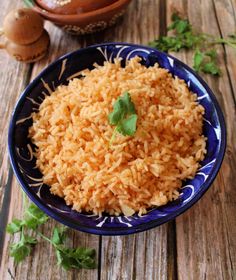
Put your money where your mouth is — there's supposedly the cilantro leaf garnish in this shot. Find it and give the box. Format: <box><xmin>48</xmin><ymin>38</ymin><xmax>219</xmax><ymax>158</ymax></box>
<box><xmin>149</xmin><ymin>13</ymin><xmax>236</xmax><ymax>76</ymax></box>
<box><xmin>108</xmin><ymin>92</ymin><xmax>138</xmax><ymax>143</ymax></box>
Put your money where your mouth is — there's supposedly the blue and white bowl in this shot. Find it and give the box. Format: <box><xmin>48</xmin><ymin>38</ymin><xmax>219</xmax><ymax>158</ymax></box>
<box><xmin>8</xmin><ymin>43</ymin><xmax>226</xmax><ymax>235</ymax></box>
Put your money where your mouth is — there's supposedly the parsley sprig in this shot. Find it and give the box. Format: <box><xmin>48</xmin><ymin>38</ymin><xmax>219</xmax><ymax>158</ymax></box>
<box><xmin>108</xmin><ymin>92</ymin><xmax>138</xmax><ymax>143</ymax></box>
<box><xmin>149</xmin><ymin>13</ymin><xmax>236</xmax><ymax>75</ymax></box>
<box><xmin>7</xmin><ymin>193</ymin><xmax>96</xmax><ymax>270</ymax></box>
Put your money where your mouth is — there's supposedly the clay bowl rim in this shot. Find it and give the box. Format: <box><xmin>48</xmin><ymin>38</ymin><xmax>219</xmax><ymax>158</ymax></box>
<box><xmin>31</xmin><ymin>0</ymin><xmax>132</xmax><ymax>21</ymax></box>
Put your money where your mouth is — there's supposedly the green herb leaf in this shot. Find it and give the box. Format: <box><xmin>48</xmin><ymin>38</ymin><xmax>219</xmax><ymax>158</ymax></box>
<box><xmin>55</xmin><ymin>246</ymin><xmax>96</xmax><ymax>270</ymax></box>
<box><xmin>205</xmin><ymin>49</ymin><xmax>217</xmax><ymax>59</ymax></box>
<box><xmin>108</xmin><ymin>99</ymin><xmax>126</xmax><ymax>125</ymax></box>
<box><xmin>10</xmin><ymin>234</ymin><xmax>37</xmax><ymax>263</ymax></box>
<box><xmin>56</xmin><ymin>247</ymin><xmax>74</xmax><ymax>270</ymax></box>
<box><xmin>119</xmin><ymin>91</ymin><xmax>136</xmax><ymax>114</ymax></box>
<box><xmin>52</xmin><ymin>226</ymin><xmax>67</xmax><ymax>246</ymax></box>
<box><xmin>193</xmin><ymin>49</ymin><xmax>221</xmax><ymax>75</ymax></box>
<box><xmin>109</xmin><ymin>92</ymin><xmax>138</xmax><ymax>142</ymax></box>
<box><xmin>108</xmin><ymin>92</ymin><xmax>136</xmax><ymax>125</ymax></box>
<box><xmin>24</xmin><ymin>204</ymin><xmax>48</xmax><ymax>230</ymax></box>
<box><xmin>168</xmin><ymin>13</ymin><xmax>191</xmax><ymax>34</ymax></box>
<box><xmin>193</xmin><ymin>50</ymin><xmax>204</xmax><ymax>72</ymax></box>
<box><xmin>202</xmin><ymin>62</ymin><xmax>221</xmax><ymax>75</ymax></box>
<box><xmin>23</xmin><ymin>235</ymin><xmax>37</xmax><ymax>245</ymax></box>
<box><xmin>7</xmin><ymin>219</ymin><xmax>24</xmax><ymax>234</ymax></box>
<box><xmin>10</xmin><ymin>242</ymin><xmax>31</xmax><ymax>263</ymax></box>
<box><xmin>117</xmin><ymin>114</ymin><xmax>138</xmax><ymax>136</ymax></box>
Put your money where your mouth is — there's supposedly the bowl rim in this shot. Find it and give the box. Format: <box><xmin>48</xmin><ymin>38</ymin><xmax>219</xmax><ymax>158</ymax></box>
<box><xmin>32</xmin><ymin>0</ymin><xmax>132</xmax><ymax>20</ymax></box>
<box><xmin>8</xmin><ymin>42</ymin><xmax>227</xmax><ymax>236</ymax></box>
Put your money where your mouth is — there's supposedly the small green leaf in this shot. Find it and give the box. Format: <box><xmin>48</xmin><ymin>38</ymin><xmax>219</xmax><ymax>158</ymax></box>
<box><xmin>167</xmin><ymin>13</ymin><xmax>191</xmax><ymax>34</ymax></box>
<box><xmin>119</xmin><ymin>92</ymin><xmax>136</xmax><ymax>114</ymax></box>
<box><xmin>75</xmin><ymin>248</ymin><xmax>96</xmax><ymax>257</ymax></box>
<box><xmin>171</xmin><ymin>13</ymin><xmax>181</xmax><ymax>22</ymax></box>
<box><xmin>205</xmin><ymin>49</ymin><xmax>217</xmax><ymax>59</ymax></box>
<box><xmin>54</xmin><ymin>246</ymin><xmax>96</xmax><ymax>270</ymax></box>
<box><xmin>52</xmin><ymin>227</ymin><xmax>67</xmax><ymax>246</ymax></box>
<box><xmin>175</xmin><ymin>20</ymin><xmax>189</xmax><ymax>34</ymax></box>
<box><xmin>23</xmin><ymin>235</ymin><xmax>37</xmax><ymax>245</ymax></box>
<box><xmin>56</xmin><ymin>248</ymin><xmax>73</xmax><ymax>270</ymax></box>
<box><xmin>10</xmin><ymin>240</ymin><xmax>31</xmax><ymax>263</ymax></box>
<box><xmin>108</xmin><ymin>103</ymin><xmax>125</xmax><ymax>125</ymax></box>
<box><xmin>193</xmin><ymin>49</ymin><xmax>221</xmax><ymax>75</ymax></box>
<box><xmin>117</xmin><ymin>114</ymin><xmax>137</xmax><ymax>136</ymax></box>
<box><xmin>193</xmin><ymin>50</ymin><xmax>204</xmax><ymax>72</ymax></box>
<box><xmin>24</xmin><ymin>204</ymin><xmax>48</xmax><ymax>229</ymax></box>
<box><xmin>24</xmin><ymin>218</ymin><xmax>38</xmax><ymax>230</ymax></box>
<box><xmin>8</xmin><ymin>230</ymin><xmax>37</xmax><ymax>264</ymax></box>
<box><xmin>202</xmin><ymin>62</ymin><xmax>221</xmax><ymax>75</ymax></box>
<box><xmin>7</xmin><ymin>219</ymin><xmax>24</xmax><ymax>234</ymax></box>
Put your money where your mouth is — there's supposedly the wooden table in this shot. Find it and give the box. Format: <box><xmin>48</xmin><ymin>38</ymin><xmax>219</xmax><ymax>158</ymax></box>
<box><xmin>0</xmin><ymin>0</ymin><xmax>235</xmax><ymax>279</ymax></box>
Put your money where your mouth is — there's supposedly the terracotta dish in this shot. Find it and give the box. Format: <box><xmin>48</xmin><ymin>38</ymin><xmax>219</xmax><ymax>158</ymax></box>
<box><xmin>30</xmin><ymin>0</ymin><xmax>132</xmax><ymax>35</ymax></box>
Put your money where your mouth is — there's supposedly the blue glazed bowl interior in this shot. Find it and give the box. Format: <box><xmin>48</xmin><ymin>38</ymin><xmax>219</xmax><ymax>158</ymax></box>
<box><xmin>8</xmin><ymin>43</ymin><xmax>226</xmax><ymax>235</ymax></box>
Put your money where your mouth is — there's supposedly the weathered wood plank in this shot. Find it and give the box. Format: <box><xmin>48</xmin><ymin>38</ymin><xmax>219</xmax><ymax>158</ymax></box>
<box><xmin>101</xmin><ymin>224</ymin><xmax>169</xmax><ymax>280</ymax></box>
<box><xmin>166</xmin><ymin>0</ymin><xmax>236</xmax><ymax>279</ymax></box>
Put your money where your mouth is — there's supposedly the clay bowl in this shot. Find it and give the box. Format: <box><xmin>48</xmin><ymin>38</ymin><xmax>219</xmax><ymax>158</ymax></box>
<box><xmin>30</xmin><ymin>0</ymin><xmax>132</xmax><ymax>35</ymax></box>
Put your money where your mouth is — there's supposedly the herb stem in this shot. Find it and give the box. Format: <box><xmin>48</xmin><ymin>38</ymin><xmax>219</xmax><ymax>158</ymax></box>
<box><xmin>109</xmin><ymin>126</ymin><xmax>118</xmax><ymax>146</ymax></box>
<box><xmin>36</xmin><ymin>231</ymin><xmax>53</xmax><ymax>244</ymax></box>
<box><xmin>213</xmin><ymin>39</ymin><xmax>236</xmax><ymax>49</ymax></box>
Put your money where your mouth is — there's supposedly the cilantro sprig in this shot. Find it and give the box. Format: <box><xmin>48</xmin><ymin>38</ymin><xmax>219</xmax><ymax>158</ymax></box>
<box><xmin>149</xmin><ymin>13</ymin><xmax>236</xmax><ymax>76</ymax></box>
<box><xmin>39</xmin><ymin>227</ymin><xmax>96</xmax><ymax>270</ymax></box>
<box><xmin>7</xmin><ymin>193</ymin><xmax>96</xmax><ymax>270</ymax></box>
<box><xmin>108</xmin><ymin>92</ymin><xmax>138</xmax><ymax>143</ymax></box>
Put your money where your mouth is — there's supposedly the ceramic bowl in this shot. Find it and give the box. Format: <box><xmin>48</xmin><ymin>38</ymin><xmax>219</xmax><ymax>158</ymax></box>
<box><xmin>8</xmin><ymin>43</ymin><xmax>226</xmax><ymax>235</ymax></box>
<box><xmin>29</xmin><ymin>0</ymin><xmax>132</xmax><ymax>35</ymax></box>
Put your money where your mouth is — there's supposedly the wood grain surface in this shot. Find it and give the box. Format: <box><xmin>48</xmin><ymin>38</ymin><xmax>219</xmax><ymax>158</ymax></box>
<box><xmin>0</xmin><ymin>0</ymin><xmax>235</xmax><ymax>279</ymax></box>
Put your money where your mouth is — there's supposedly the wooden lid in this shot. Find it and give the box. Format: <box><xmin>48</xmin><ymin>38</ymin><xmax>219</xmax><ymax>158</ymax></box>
<box><xmin>3</xmin><ymin>8</ymin><xmax>44</xmax><ymax>45</ymax></box>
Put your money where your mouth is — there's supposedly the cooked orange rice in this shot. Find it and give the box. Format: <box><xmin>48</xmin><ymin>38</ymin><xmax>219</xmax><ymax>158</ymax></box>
<box><xmin>29</xmin><ymin>57</ymin><xmax>206</xmax><ymax>216</ymax></box>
